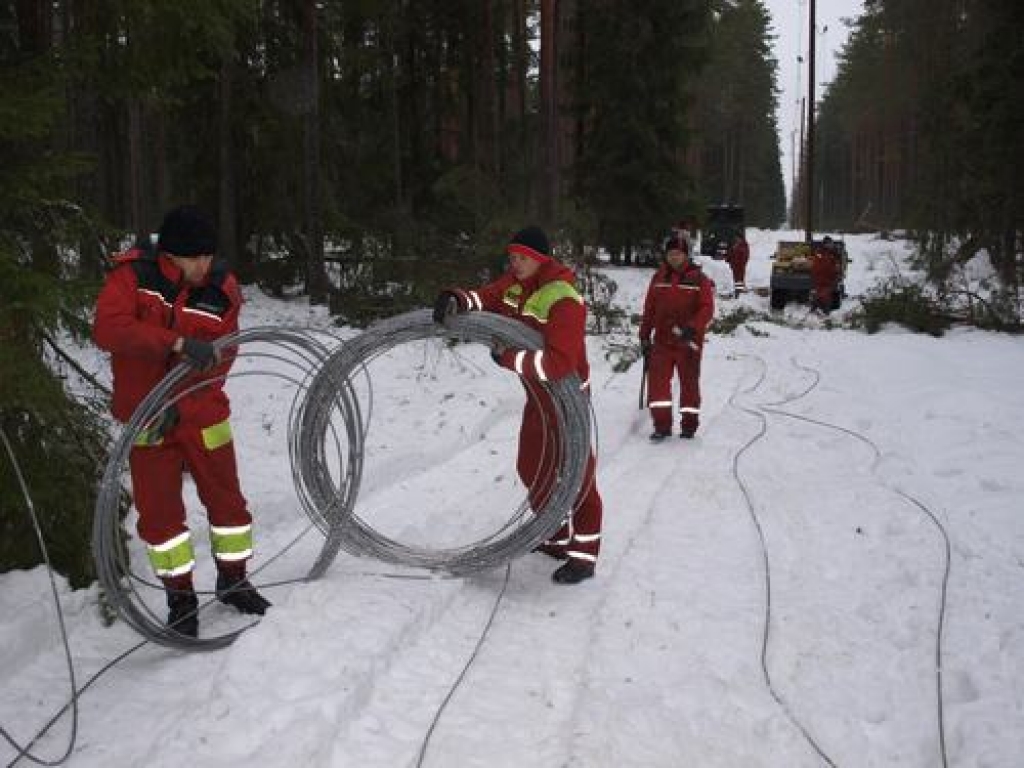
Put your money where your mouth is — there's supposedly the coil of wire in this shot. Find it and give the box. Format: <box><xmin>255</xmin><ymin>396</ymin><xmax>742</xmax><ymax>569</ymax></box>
<box><xmin>92</xmin><ymin>326</ymin><xmax>343</xmax><ymax>651</ymax></box>
<box><xmin>298</xmin><ymin>309</ymin><xmax>592</xmax><ymax>578</ymax></box>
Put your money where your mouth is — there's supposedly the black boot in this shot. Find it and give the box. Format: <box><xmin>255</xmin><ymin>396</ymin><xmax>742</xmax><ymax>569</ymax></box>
<box><xmin>216</xmin><ymin>573</ymin><xmax>272</xmax><ymax>616</ymax></box>
<box><xmin>166</xmin><ymin>589</ymin><xmax>199</xmax><ymax>638</ymax></box>
<box><xmin>551</xmin><ymin>559</ymin><xmax>595</xmax><ymax>585</ymax></box>
<box><xmin>649</xmin><ymin>429</ymin><xmax>671</xmax><ymax>442</ymax></box>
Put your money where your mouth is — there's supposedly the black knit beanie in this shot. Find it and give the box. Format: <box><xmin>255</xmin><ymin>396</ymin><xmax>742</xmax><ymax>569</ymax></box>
<box><xmin>507</xmin><ymin>225</ymin><xmax>552</xmax><ymax>263</ymax></box>
<box><xmin>158</xmin><ymin>205</ymin><xmax>217</xmax><ymax>257</ymax></box>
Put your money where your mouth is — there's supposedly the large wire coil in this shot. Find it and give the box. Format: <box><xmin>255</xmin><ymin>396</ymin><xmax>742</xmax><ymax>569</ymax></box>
<box><xmin>298</xmin><ymin>309</ymin><xmax>592</xmax><ymax>578</ymax></box>
<box><xmin>92</xmin><ymin>327</ymin><xmax>340</xmax><ymax>651</ymax></box>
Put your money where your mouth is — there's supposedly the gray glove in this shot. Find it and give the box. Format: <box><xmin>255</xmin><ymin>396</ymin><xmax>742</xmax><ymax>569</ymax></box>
<box><xmin>180</xmin><ymin>337</ymin><xmax>219</xmax><ymax>371</ymax></box>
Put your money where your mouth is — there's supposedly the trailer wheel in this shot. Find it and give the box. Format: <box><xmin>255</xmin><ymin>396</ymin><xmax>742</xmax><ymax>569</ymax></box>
<box><xmin>770</xmin><ymin>289</ymin><xmax>787</xmax><ymax>310</ymax></box>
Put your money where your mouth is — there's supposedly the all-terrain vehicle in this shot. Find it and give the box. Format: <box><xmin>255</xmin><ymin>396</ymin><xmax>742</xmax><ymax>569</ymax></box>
<box><xmin>769</xmin><ymin>238</ymin><xmax>848</xmax><ymax>311</ymax></box>
<box><xmin>700</xmin><ymin>204</ymin><xmax>745</xmax><ymax>260</ymax></box>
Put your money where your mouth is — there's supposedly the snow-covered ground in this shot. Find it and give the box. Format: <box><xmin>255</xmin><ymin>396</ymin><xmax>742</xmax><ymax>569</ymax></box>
<box><xmin>3</xmin><ymin>229</ymin><xmax>1023</xmax><ymax>767</ymax></box>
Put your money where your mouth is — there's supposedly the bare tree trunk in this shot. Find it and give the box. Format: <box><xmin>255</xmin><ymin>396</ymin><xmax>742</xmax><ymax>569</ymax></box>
<box><xmin>15</xmin><ymin>0</ymin><xmax>49</xmax><ymax>51</ymax></box>
<box><xmin>512</xmin><ymin>0</ymin><xmax>528</xmax><ymax>210</ymax></box>
<box><xmin>218</xmin><ymin>55</ymin><xmax>239</xmax><ymax>270</ymax></box>
<box><xmin>390</xmin><ymin>4</ymin><xmax>403</xmax><ymax>209</ymax></box>
<box><xmin>127</xmin><ymin>98</ymin><xmax>145</xmax><ymax>237</ymax></box>
<box><xmin>479</xmin><ymin>0</ymin><xmax>498</xmax><ymax>174</ymax></box>
<box><xmin>539</xmin><ymin>0</ymin><xmax>560</xmax><ymax>223</ymax></box>
<box><xmin>303</xmin><ymin>0</ymin><xmax>327</xmax><ymax>304</ymax></box>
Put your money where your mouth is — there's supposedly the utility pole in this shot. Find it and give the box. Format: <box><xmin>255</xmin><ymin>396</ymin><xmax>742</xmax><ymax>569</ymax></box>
<box><xmin>804</xmin><ymin>0</ymin><xmax>816</xmax><ymax>243</ymax></box>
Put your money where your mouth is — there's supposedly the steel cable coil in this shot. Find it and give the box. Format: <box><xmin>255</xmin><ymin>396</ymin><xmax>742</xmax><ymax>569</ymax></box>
<box><xmin>92</xmin><ymin>327</ymin><xmax>343</xmax><ymax>651</ymax></box>
<box><xmin>297</xmin><ymin>309</ymin><xmax>593</xmax><ymax>578</ymax></box>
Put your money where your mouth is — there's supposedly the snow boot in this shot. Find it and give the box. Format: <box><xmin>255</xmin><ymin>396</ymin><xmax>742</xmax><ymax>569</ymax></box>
<box><xmin>166</xmin><ymin>589</ymin><xmax>199</xmax><ymax>638</ymax></box>
<box><xmin>216</xmin><ymin>573</ymin><xmax>272</xmax><ymax>616</ymax></box>
<box><xmin>649</xmin><ymin>429</ymin><xmax>671</xmax><ymax>442</ymax></box>
<box><xmin>551</xmin><ymin>559</ymin><xmax>595</xmax><ymax>585</ymax></box>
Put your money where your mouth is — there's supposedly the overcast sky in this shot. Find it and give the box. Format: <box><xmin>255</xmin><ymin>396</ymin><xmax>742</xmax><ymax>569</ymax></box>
<box><xmin>762</xmin><ymin>0</ymin><xmax>866</xmax><ymax>201</ymax></box>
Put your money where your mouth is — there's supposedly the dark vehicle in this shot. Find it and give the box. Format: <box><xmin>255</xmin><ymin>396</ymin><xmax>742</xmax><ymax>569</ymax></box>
<box><xmin>769</xmin><ymin>238</ymin><xmax>849</xmax><ymax>310</ymax></box>
<box><xmin>700</xmin><ymin>205</ymin><xmax>745</xmax><ymax>260</ymax></box>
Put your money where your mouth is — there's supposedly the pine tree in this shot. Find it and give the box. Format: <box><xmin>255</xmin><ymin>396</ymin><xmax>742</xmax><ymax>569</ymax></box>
<box><xmin>576</xmin><ymin>0</ymin><xmax>710</xmax><ymax>263</ymax></box>
<box><xmin>691</xmin><ymin>0</ymin><xmax>786</xmax><ymax>227</ymax></box>
<box><xmin>0</xmin><ymin>1</ymin><xmax>110</xmax><ymax>586</ymax></box>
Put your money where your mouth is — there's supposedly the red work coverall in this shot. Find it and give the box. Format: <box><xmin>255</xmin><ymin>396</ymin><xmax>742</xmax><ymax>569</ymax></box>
<box><xmin>727</xmin><ymin>238</ymin><xmax>750</xmax><ymax>292</ymax></box>
<box><xmin>640</xmin><ymin>261</ymin><xmax>716</xmax><ymax>436</ymax></box>
<box><xmin>811</xmin><ymin>246</ymin><xmax>840</xmax><ymax>311</ymax></box>
<box><xmin>93</xmin><ymin>248</ymin><xmax>251</xmax><ymax>582</ymax></box>
<box><xmin>448</xmin><ymin>261</ymin><xmax>603</xmax><ymax>566</ymax></box>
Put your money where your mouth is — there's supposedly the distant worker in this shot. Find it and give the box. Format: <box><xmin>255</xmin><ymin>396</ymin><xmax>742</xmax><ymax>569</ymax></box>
<box><xmin>810</xmin><ymin>235</ymin><xmax>841</xmax><ymax>313</ymax></box>
<box><xmin>727</xmin><ymin>233</ymin><xmax>750</xmax><ymax>296</ymax></box>
<box><xmin>639</xmin><ymin>236</ymin><xmax>715</xmax><ymax>440</ymax></box>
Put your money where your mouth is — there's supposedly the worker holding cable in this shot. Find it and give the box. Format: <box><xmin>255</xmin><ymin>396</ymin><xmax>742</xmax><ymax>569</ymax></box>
<box><xmin>93</xmin><ymin>205</ymin><xmax>270</xmax><ymax>638</ymax></box>
<box><xmin>433</xmin><ymin>226</ymin><xmax>604</xmax><ymax>584</ymax></box>
<box><xmin>639</xmin><ymin>235</ymin><xmax>715</xmax><ymax>441</ymax></box>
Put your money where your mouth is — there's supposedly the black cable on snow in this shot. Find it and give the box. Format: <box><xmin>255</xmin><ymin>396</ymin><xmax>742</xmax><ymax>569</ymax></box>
<box><xmin>413</xmin><ymin>563</ymin><xmax>513</xmax><ymax>768</ymax></box>
<box><xmin>759</xmin><ymin>363</ymin><xmax>951</xmax><ymax>768</ymax></box>
<box><xmin>0</xmin><ymin>426</ymin><xmax>79</xmax><ymax>767</ymax></box>
<box><xmin>737</xmin><ymin>347</ymin><xmax>949</xmax><ymax>768</ymax></box>
<box><xmin>728</xmin><ymin>354</ymin><xmax>839</xmax><ymax>767</ymax></box>
<box><xmin>2</xmin><ymin>638</ymin><xmax>149</xmax><ymax>768</ymax></box>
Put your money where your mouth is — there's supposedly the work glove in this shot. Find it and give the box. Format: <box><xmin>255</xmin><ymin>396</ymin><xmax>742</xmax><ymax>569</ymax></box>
<box><xmin>674</xmin><ymin>326</ymin><xmax>696</xmax><ymax>343</ymax></box>
<box><xmin>180</xmin><ymin>337</ymin><xmax>219</xmax><ymax>372</ymax></box>
<box><xmin>143</xmin><ymin>404</ymin><xmax>179</xmax><ymax>444</ymax></box>
<box><xmin>432</xmin><ymin>290</ymin><xmax>465</xmax><ymax>324</ymax></box>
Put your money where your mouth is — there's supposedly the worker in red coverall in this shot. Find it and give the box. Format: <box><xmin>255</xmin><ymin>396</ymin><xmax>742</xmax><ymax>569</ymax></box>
<box><xmin>640</xmin><ymin>236</ymin><xmax>715</xmax><ymax>440</ymax></box>
<box><xmin>93</xmin><ymin>205</ymin><xmax>270</xmax><ymax>637</ymax></box>
<box><xmin>433</xmin><ymin>226</ymin><xmax>603</xmax><ymax>584</ymax></box>
<box><xmin>727</xmin><ymin>233</ymin><xmax>750</xmax><ymax>296</ymax></box>
<box><xmin>810</xmin><ymin>236</ymin><xmax>841</xmax><ymax>313</ymax></box>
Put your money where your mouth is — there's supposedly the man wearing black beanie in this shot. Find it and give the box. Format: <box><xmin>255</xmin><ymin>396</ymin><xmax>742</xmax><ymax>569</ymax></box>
<box><xmin>94</xmin><ymin>205</ymin><xmax>271</xmax><ymax>637</ymax></box>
